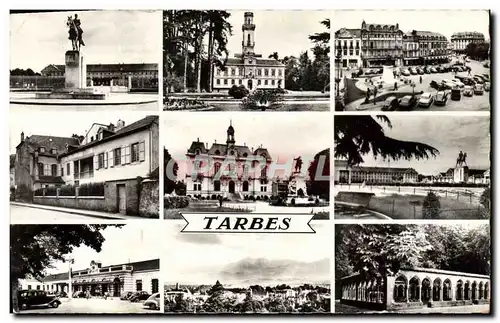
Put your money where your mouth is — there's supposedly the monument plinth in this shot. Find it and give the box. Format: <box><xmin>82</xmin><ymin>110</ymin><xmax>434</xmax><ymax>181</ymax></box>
<box><xmin>288</xmin><ymin>171</ymin><xmax>308</xmax><ymax>197</ymax></box>
<box><xmin>65</xmin><ymin>50</ymin><xmax>86</xmax><ymax>89</ymax></box>
<box><xmin>454</xmin><ymin>166</ymin><xmax>469</xmax><ymax>183</ymax></box>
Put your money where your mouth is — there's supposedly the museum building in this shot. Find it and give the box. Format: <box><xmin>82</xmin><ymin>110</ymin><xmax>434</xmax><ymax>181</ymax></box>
<box><xmin>212</xmin><ymin>12</ymin><xmax>285</xmax><ymax>91</ymax></box>
<box><xmin>340</xmin><ymin>267</ymin><xmax>490</xmax><ymax>311</ymax></box>
<box><xmin>19</xmin><ymin>259</ymin><xmax>160</xmax><ymax>297</ymax></box>
<box><xmin>185</xmin><ymin>122</ymin><xmax>273</xmax><ymax>199</ymax></box>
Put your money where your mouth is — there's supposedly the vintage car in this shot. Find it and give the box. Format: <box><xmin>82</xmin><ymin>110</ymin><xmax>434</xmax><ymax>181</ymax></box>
<box><xmin>434</xmin><ymin>91</ymin><xmax>449</xmax><ymax>106</ymax></box>
<box><xmin>484</xmin><ymin>82</ymin><xmax>491</xmax><ymax>92</ymax></box>
<box><xmin>129</xmin><ymin>291</ymin><xmax>151</xmax><ymax>303</ymax></box>
<box><xmin>120</xmin><ymin>291</ymin><xmax>134</xmax><ymax>300</ymax></box>
<box><xmin>18</xmin><ymin>290</ymin><xmax>61</xmax><ymax>310</ymax></box>
<box><xmin>398</xmin><ymin>95</ymin><xmax>418</xmax><ymax>110</ymax></box>
<box><xmin>473</xmin><ymin>84</ymin><xmax>484</xmax><ymax>95</ymax></box>
<box><xmin>418</xmin><ymin>92</ymin><xmax>434</xmax><ymax>107</ymax></box>
<box><xmin>463</xmin><ymin>85</ymin><xmax>474</xmax><ymax>97</ymax></box>
<box><xmin>381</xmin><ymin>96</ymin><xmax>399</xmax><ymax>111</ymax></box>
<box><xmin>451</xmin><ymin>88</ymin><xmax>462</xmax><ymax>101</ymax></box>
<box><xmin>143</xmin><ymin>293</ymin><xmax>160</xmax><ymax>310</ymax></box>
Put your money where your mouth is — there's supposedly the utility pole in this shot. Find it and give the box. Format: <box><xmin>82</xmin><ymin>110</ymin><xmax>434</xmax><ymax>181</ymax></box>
<box><xmin>67</xmin><ymin>256</ymin><xmax>74</xmax><ymax>300</ymax></box>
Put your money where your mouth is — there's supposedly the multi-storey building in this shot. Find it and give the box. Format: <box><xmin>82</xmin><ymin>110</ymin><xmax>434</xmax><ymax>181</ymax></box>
<box><xmin>19</xmin><ymin>259</ymin><xmax>160</xmax><ymax>297</ymax></box>
<box><xmin>360</xmin><ymin>21</ymin><xmax>404</xmax><ymax>67</ymax></box>
<box><xmin>414</xmin><ymin>31</ymin><xmax>449</xmax><ymax>65</ymax></box>
<box><xmin>14</xmin><ymin>115</ymin><xmax>159</xmax><ymax>215</ymax></box>
<box><xmin>335</xmin><ymin>28</ymin><xmax>362</xmax><ymax>68</ymax></box>
<box><xmin>451</xmin><ymin>32</ymin><xmax>485</xmax><ymax>54</ymax></box>
<box><xmin>403</xmin><ymin>31</ymin><xmax>420</xmax><ymax>66</ymax></box>
<box><xmin>185</xmin><ymin>122</ymin><xmax>273</xmax><ymax>199</ymax></box>
<box><xmin>213</xmin><ymin>12</ymin><xmax>285</xmax><ymax>91</ymax></box>
<box><xmin>334</xmin><ymin>160</ymin><xmax>418</xmax><ymax>184</ymax></box>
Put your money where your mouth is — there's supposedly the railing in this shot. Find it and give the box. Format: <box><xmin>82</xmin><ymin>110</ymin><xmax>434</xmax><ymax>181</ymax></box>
<box><xmin>74</xmin><ymin>170</ymin><xmax>94</xmax><ymax>180</ymax></box>
<box><xmin>10</xmin><ymin>75</ymin><xmax>65</xmax><ymax>90</ymax></box>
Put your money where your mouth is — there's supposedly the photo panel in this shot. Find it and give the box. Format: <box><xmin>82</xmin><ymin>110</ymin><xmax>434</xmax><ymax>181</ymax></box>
<box><xmin>162</xmin><ymin>222</ymin><xmax>332</xmax><ymax>313</ymax></box>
<box><xmin>333</xmin><ymin>10</ymin><xmax>490</xmax><ymax>112</ymax></box>
<box><xmin>333</xmin><ymin>114</ymin><xmax>490</xmax><ymax>220</ymax></box>
<box><xmin>163</xmin><ymin>112</ymin><xmax>331</xmax><ymax>221</ymax></box>
<box><xmin>10</xmin><ymin>109</ymin><xmax>160</xmax><ymax>223</ymax></box>
<box><xmin>10</xmin><ymin>10</ymin><xmax>161</xmax><ymax>111</ymax></box>
<box><xmin>163</xmin><ymin>10</ymin><xmax>330</xmax><ymax>111</ymax></box>
<box><xmin>335</xmin><ymin>223</ymin><xmax>490</xmax><ymax>314</ymax></box>
<box><xmin>10</xmin><ymin>223</ymin><xmax>162</xmax><ymax>314</ymax></box>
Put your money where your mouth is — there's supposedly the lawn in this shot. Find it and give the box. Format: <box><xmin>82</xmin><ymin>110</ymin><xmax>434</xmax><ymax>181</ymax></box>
<box><xmin>164</xmin><ymin>205</ymin><xmax>253</xmax><ymax>219</ymax></box>
<box><xmin>367</xmin><ymin>194</ymin><xmax>488</xmax><ymax>219</ymax></box>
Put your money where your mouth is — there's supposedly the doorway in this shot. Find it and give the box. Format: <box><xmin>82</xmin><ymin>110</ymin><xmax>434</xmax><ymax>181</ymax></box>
<box><xmin>229</xmin><ymin>181</ymin><xmax>235</xmax><ymax>193</ymax></box>
<box><xmin>117</xmin><ymin>184</ymin><xmax>126</xmax><ymax>214</ymax></box>
<box><xmin>248</xmin><ymin>80</ymin><xmax>253</xmax><ymax>90</ymax></box>
<box><xmin>113</xmin><ymin>278</ymin><xmax>121</xmax><ymax>297</ymax></box>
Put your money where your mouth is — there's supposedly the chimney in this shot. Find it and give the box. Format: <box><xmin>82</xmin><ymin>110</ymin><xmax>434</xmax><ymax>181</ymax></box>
<box><xmin>215</xmin><ymin>139</ymin><xmax>217</xmax><ymax>143</ymax></box>
<box><xmin>197</xmin><ymin>137</ymin><xmax>200</xmax><ymax>142</ymax></box>
<box><xmin>108</xmin><ymin>123</ymin><xmax>115</xmax><ymax>132</ymax></box>
<box><xmin>116</xmin><ymin>119</ymin><xmax>125</xmax><ymax>131</ymax></box>
<box><xmin>21</xmin><ymin>132</ymin><xmax>24</xmax><ymax>142</ymax></box>
<box><xmin>176</xmin><ymin>283</ymin><xmax>179</xmax><ymax>290</ymax></box>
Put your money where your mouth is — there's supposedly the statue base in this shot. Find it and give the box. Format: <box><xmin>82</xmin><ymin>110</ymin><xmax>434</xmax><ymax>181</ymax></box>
<box><xmin>35</xmin><ymin>50</ymin><xmax>105</xmax><ymax>100</ymax></box>
<box><xmin>453</xmin><ymin>166</ymin><xmax>469</xmax><ymax>183</ymax></box>
<box><xmin>287</xmin><ymin>171</ymin><xmax>308</xmax><ymax>197</ymax></box>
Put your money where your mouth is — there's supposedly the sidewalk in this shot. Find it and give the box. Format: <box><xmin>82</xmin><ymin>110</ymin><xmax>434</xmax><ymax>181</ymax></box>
<box><xmin>10</xmin><ymin>202</ymin><xmax>147</xmax><ymax>220</ymax></box>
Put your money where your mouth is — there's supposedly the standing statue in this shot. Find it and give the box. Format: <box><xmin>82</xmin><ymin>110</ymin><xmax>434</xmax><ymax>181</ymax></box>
<box><xmin>67</xmin><ymin>14</ymin><xmax>85</xmax><ymax>51</ymax></box>
<box><xmin>293</xmin><ymin>156</ymin><xmax>303</xmax><ymax>173</ymax></box>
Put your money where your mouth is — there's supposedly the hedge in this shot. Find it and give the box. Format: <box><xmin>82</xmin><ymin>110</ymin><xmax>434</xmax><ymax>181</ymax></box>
<box><xmin>78</xmin><ymin>182</ymin><xmax>105</xmax><ymax>197</ymax></box>
<box><xmin>164</xmin><ymin>196</ymin><xmax>190</xmax><ymax>209</ymax></box>
<box><xmin>59</xmin><ymin>185</ymin><xmax>76</xmax><ymax>196</ymax></box>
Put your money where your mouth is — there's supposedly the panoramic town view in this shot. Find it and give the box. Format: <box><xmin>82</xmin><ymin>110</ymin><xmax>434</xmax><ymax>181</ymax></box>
<box><xmin>335</xmin><ymin>223</ymin><xmax>490</xmax><ymax>314</ymax></box>
<box><xmin>163</xmin><ymin>223</ymin><xmax>331</xmax><ymax>313</ymax></box>
<box><xmin>163</xmin><ymin>10</ymin><xmax>330</xmax><ymax>111</ymax></box>
<box><xmin>10</xmin><ymin>10</ymin><xmax>160</xmax><ymax>110</ymax></box>
<box><xmin>333</xmin><ymin>10</ymin><xmax>490</xmax><ymax>111</ymax></box>
<box><xmin>334</xmin><ymin>115</ymin><xmax>490</xmax><ymax>220</ymax></box>
<box><xmin>163</xmin><ymin>113</ymin><xmax>330</xmax><ymax>219</ymax></box>
<box><xmin>9</xmin><ymin>109</ymin><xmax>160</xmax><ymax>222</ymax></box>
<box><xmin>11</xmin><ymin>224</ymin><xmax>161</xmax><ymax>313</ymax></box>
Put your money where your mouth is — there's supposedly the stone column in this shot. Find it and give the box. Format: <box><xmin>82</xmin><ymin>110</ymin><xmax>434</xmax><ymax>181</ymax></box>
<box><xmin>439</xmin><ymin>286</ymin><xmax>443</xmax><ymax>302</ymax></box>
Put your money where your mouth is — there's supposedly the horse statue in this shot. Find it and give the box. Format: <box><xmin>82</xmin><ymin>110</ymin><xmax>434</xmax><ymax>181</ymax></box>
<box><xmin>67</xmin><ymin>14</ymin><xmax>85</xmax><ymax>51</ymax></box>
<box><xmin>456</xmin><ymin>151</ymin><xmax>468</xmax><ymax>167</ymax></box>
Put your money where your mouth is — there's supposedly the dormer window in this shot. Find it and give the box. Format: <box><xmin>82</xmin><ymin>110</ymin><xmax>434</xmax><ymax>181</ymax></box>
<box><xmin>215</xmin><ymin>150</ymin><xmax>220</xmax><ymax>155</ymax></box>
<box><xmin>243</xmin><ymin>153</ymin><xmax>248</xmax><ymax>158</ymax></box>
<box><xmin>195</xmin><ymin>149</ymin><xmax>201</xmax><ymax>155</ymax></box>
<box><xmin>91</xmin><ymin>136</ymin><xmax>94</xmax><ymax>142</ymax></box>
<box><xmin>51</xmin><ymin>148</ymin><xmax>57</xmax><ymax>155</ymax></box>
<box><xmin>39</xmin><ymin>147</ymin><xmax>45</xmax><ymax>153</ymax></box>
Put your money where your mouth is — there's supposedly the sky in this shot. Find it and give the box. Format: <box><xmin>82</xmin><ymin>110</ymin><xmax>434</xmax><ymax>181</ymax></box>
<box><xmin>333</xmin><ymin>10</ymin><xmax>490</xmax><ymax>41</ymax></box>
<box><xmin>46</xmin><ymin>224</ymin><xmax>160</xmax><ymax>275</ymax></box>
<box><xmin>10</xmin><ymin>10</ymin><xmax>161</xmax><ymax>72</ymax></box>
<box><xmin>164</xmin><ymin>112</ymin><xmax>332</xmax><ymax>179</ymax></box>
<box><xmin>9</xmin><ymin>108</ymin><xmax>153</xmax><ymax>154</ymax></box>
<box><xmin>342</xmin><ymin>115</ymin><xmax>490</xmax><ymax>175</ymax></box>
<box><xmin>162</xmin><ymin>222</ymin><xmax>331</xmax><ymax>285</ymax></box>
<box><xmin>219</xmin><ymin>10</ymin><xmax>328</xmax><ymax>59</ymax></box>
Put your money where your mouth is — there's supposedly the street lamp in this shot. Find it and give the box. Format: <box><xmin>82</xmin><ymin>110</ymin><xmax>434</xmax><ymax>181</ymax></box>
<box><xmin>335</xmin><ymin>52</ymin><xmax>342</xmax><ymax>96</ymax></box>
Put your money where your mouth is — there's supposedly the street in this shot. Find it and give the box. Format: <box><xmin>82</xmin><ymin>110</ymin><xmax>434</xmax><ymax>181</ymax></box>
<box><xmin>18</xmin><ymin>297</ymin><xmax>158</xmax><ymax>314</ymax></box>
<box><xmin>10</xmin><ymin>204</ymin><xmax>126</xmax><ymax>223</ymax></box>
<box><xmin>345</xmin><ymin>59</ymin><xmax>490</xmax><ymax>111</ymax></box>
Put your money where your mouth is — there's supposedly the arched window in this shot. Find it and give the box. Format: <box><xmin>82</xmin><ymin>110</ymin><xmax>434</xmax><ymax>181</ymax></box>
<box><xmin>195</xmin><ymin>149</ymin><xmax>200</xmax><ymax>155</ymax></box>
<box><xmin>242</xmin><ymin>181</ymin><xmax>249</xmax><ymax>192</ymax></box>
<box><xmin>247</xmin><ymin>34</ymin><xmax>251</xmax><ymax>46</ymax></box>
<box><xmin>215</xmin><ymin>150</ymin><xmax>220</xmax><ymax>155</ymax></box>
<box><xmin>478</xmin><ymin>282</ymin><xmax>484</xmax><ymax>300</ymax></box>
<box><xmin>394</xmin><ymin>275</ymin><xmax>407</xmax><ymax>302</ymax></box>
<box><xmin>214</xmin><ymin>162</ymin><xmax>221</xmax><ymax>175</ymax></box>
<box><xmin>409</xmin><ymin>277</ymin><xmax>420</xmax><ymax>302</ymax></box>
<box><xmin>484</xmin><ymin>282</ymin><xmax>489</xmax><ymax>300</ymax></box>
<box><xmin>421</xmin><ymin>278</ymin><xmax>431</xmax><ymax>303</ymax></box>
<box><xmin>472</xmin><ymin>281</ymin><xmax>478</xmax><ymax>300</ymax></box>
<box><xmin>465</xmin><ymin>281</ymin><xmax>471</xmax><ymax>300</ymax></box>
<box><xmin>261</xmin><ymin>165</ymin><xmax>267</xmax><ymax>178</ymax></box>
<box><xmin>432</xmin><ymin>278</ymin><xmax>442</xmax><ymax>301</ymax></box>
<box><xmin>456</xmin><ymin>280</ymin><xmax>464</xmax><ymax>301</ymax></box>
<box><xmin>443</xmin><ymin>279</ymin><xmax>452</xmax><ymax>301</ymax></box>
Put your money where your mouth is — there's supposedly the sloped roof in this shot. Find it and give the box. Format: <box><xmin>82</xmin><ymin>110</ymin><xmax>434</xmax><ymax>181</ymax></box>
<box><xmin>335</xmin><ymin>28</ymin><xmax>362</xmax><ymax>38</ymax></box>
<box><xmin>225</xmin><ymin>58</ymin><xmax>284</xmax><ymax>67</ymax></box>
<box><xmin>254</xmin><ymin>147</ymin><xmax>272</xmax><ymax>160</ymax></box>
<box><xmin>18</xmin><ymin>135</ymin><xmax>79</xmax><ymax>156</ymax></box>
<box><xmin>59</xmin><ymin>115</ymin><xmax>159</xmax><ymax>157</ymax></box>
<box><xmin>208</xmin><ymin>143</ymin><xmax>252</xmax><ymax>158</ymax></box>
<box><xmin>451</xmin><ymin>32</ymin><xmax>485</xmax><ymax>40</ymax></box>
<box><xmin>351</xmin><ymin>166</ymin><xmax>418</xmax><ymax>174</ymax></box>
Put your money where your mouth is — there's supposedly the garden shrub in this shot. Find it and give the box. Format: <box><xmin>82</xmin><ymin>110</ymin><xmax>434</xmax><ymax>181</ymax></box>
<box><xmin>78</xmin><ymin>182</ymin><xmax>105</xmax><ymax>196</ymax></box>
<box><xmin>164</xmin><ymin>196</ymin><xmax>190</xmax><ymax>209</ymax></box>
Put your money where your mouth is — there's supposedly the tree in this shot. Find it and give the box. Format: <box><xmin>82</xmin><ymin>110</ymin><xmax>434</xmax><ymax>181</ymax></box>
<box><xmin>422</xmin><ymin>191</ymin><xmax>440</xmax><ymax>219</ymax></box>
<box><xmin>207</xmin><ymin>280</ymin><xmax>224</xmax><ymax>295</ymax></box>
<box><xmin>335</xmin><ymin>115</ymin><xmax>439</xmax><ymax>166</ymax></box>
<box><xmin>480</xmin><ymin>187</ymin><xmax>490</xmax><ymax>210</ymax></box>
<box><xmin>308</xmin><ymin>18</ymin><xmax>330</xmax><ymax>46</ymax></box>
<box><xmin>307</xmin><ymin>148</ymin><xmax>329</xmax><ymax>200</ymax></box>
<box><xmin>164</xmin><ymin>148</ymin><xmax>178</xmax><ymax>194</ymax></box>
<box><xmin>10</xmin><ymin>225</ymin><xmax>122</xmax><ymax>312</ymax></box>
<box><xmin>206</xmin><ymin>10</ymin><xmax>232</xmax><ymax>92</ymax></box>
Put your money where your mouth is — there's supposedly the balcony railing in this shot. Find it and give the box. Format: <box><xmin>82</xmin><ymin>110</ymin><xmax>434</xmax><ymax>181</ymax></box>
<box><xmin>73</xmin><ymin>170</ymin><xmax>94</xmax><ymax>180</ymax></box>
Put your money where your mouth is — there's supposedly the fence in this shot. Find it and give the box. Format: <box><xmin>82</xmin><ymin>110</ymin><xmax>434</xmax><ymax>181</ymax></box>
<box><xmin>10</xmin><ymin>76</ymin><xmax>65</xmax><ymax>90</ymax></box>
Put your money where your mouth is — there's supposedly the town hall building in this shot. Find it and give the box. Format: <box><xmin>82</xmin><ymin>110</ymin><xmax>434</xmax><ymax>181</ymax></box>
<box><xmin>185</xmin><ymin>122</ymin><xmax>273</xmax><ymax>200</ymax></box>
<box><xmin>212</xmin><ymin>12</ymin><xmax>285</xmax><ymax>91</ymax></box>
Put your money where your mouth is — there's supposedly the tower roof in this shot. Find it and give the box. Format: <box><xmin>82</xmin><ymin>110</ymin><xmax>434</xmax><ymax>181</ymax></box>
<box><xmin>227</xmin><ymin>120</ymin><xmax>235</xmax><ymax>135</ymax></box>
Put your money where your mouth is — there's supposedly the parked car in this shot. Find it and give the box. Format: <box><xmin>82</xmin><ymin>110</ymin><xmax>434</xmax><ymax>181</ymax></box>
<box><xmin>434</xmin><ymin>91</ymin><xmax>449</xmax><ymax>106</ymax></box>
<box><xmin>381</xmin><ymin>96</ymin><xmax>399</xmax><ymax>111</ymax></box>
<box><xmin>401</xmin><ymin>69</ymin><xmax>411</xmax><ymax>76</ymax></box>
<box><xmin>409</xmin><ymin>67</ymin><xmax>418</xmax><ymax>75</ymax></box>
<box><xmin>484</xmin><ymin>82</ymin><xmax>491</xmax><ymax>91</ymax></box>
<box><xmin>474</xmin><ymin>74</ymin><xmax>487</xmax><ymax>82</ymax></box>
<box><xmin>376</xmin><ymin>67</ymin><xmax>384</xmax><ymax>74</ymax></box>
<box><xmin>473</xmin><ymin>77</ymin><xmax>485</xmax><ymax>84</ymax></box>
<box><xmin>424</xmin><ymin>66</ymin><xmax>432</xmax><ymax>74</ymax></box>
<box><xmin>418</xmin><ymin>92</ymin><xmax>434</xmax><ymax>107</ymax></box>
<box><xmin>465</xmin><ymin>58</ymin><xmax>470</xmax><ymax>62</ymax></box>
<box><xmin>473</xmin><ymin>84</ymin><xmax>484</xmax><ymax>95</ymax></box>
<box><xmin>398</xmin><ymin>95</ymin><xmax>418</xmax><ymax>110</ymax></box>
<box><xmin>143</xmin><ymin>293</ymin><xmax>160</xmax><ymax>310</ymax></box>
<box><xmin>481</xmin><ymin>74</ymin><xmax>490</xmax><ymax>81</ymax></box>
<box><xmin>120</xmin><ymin>291</ymin><xmax>134</xmax><ymax>300</ymax></box>
<box><xmin>483</xmin><ymin>61</ymin><xmax>490</xmax><ymax>68</ymax></box>
<box><xmin>441</xmin><ymin>79</ymin><xmax>457</xmax><ymax>90</ymax></box>
<box><xmin>462</xmin><ymin>77</ymin><xmax>476</xmax><ymax>86</ymax></box>
<box><xmin>129</xmin><ymin>291</ymin><xmax>151</xmax><ymax>302</ymax></box>
<box><xmin>451</xmin><ymin>79</ymin><xmax>465</xmax><ymax>88</ymax></box>
<box><xmin>55</xmin><ymin>291</ymin><xmax>67</xmax><ymax>298</ymax></box>
<box><xmin>417</xmin><ymin>67</ymin><xmax>425</xmax><ymax>74</ymax></box>
<box><xmin>430</xmin><ymin>67</ymin><xmax>438</xmax><ymax>73</ymax></box>
<box><xmin>18</xmin><ymin>290</ymin><xmax>61</xmax><ymax>310</ymax></box>
<box><xmin>451</xmin><ymin>88</ymin><xmax>461</xmax><ymax>101</ymax></box>
<box><xmin>365</xmin><ymin>69</ymin><xmax>374</xmax><ymax>75</ymax></box>
<box><xmin>435</xmin><ymin>66</ymin><xmax>443</xmax><ymax>73</ymax></box>
<box><xmin>463</xmin><ymin>85</ymin><xmax>474</xmax><ymax>97</ymax></box>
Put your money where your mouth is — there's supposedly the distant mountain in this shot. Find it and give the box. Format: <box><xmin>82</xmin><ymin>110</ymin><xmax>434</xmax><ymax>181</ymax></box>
<box><xmin>218</xmin><ymin>257</ymin><xmax>330</xmax><ymax>286</ymax></box>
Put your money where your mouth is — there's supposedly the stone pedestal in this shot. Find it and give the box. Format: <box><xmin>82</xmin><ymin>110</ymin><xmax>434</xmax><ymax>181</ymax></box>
<box><xmin>65</xmin><ymin>50</ymin><xmax>86</xmax><ymax>89</ymax></box>
<box><xmin>454</xmin><ymin>166</ymin><xmax>469</xmax><ymax>183</ymax></box>
<box><xmin>288</xmin><ymin>172</ymin><xmax>308</xmax><ymax>197</ymax></box>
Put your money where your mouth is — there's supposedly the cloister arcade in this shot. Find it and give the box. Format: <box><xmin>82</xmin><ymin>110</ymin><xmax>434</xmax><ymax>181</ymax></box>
<box><xmin>340</xmin><ymin>268</ymin><xmax>490</xmax><ymax>310</ymax></box>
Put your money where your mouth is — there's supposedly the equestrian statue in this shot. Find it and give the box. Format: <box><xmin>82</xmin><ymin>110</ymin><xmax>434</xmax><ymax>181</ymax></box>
<box><xmin>456</xmin><ymin>151</ymin><xmax>468</xmax><ymax>167</ymax></box>
<box><xmin>67</xmin><ymin>14</ymin><xmax>85</xmax><ymax>51</ymax></box>
<box><xmin>293</xmin><ymin>156</ymin><xmax>303</xmax><ymax>173</ymax></box>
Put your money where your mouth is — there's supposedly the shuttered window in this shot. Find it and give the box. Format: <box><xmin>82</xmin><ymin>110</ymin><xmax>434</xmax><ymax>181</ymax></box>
<box><xmin>139</xmin><ymin>141</ymin><xmax>145</xmax><ymax>161</ymax></box>
<box><xmin>121</xmin><ymin>146</ymin><xmax>126</xmax><ymax>165</ymax></box>
<box><xmin>114</xmin><ymin>148</ymin><xmax>121</xmax><ymax>166</ymax></box>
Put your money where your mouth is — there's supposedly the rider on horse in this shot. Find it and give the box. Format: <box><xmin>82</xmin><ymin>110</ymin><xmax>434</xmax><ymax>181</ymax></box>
<box><xmin>67</xmin><ymin>14</ymin><xmax>85</xmax><ymax>51</ymax></box>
